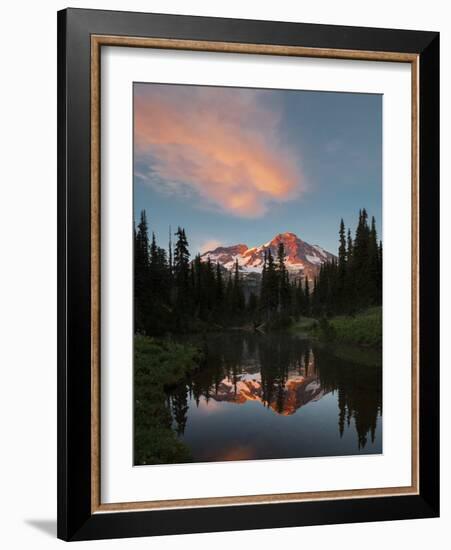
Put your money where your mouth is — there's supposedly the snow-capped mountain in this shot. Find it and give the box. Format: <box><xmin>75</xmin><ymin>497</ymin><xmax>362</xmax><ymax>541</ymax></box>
<box><xmin>209</xmin><ymin>370</ymin><xmax>326</xmax><ymax>416</ymax></box>
<box><xmin>200</xmin><ymin>232</ymin><xmax>336</xmax><ymax>281</ymax></box>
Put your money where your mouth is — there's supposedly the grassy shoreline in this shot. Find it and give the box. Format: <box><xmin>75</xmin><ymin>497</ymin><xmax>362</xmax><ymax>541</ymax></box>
<box><xmin>291</xmin><ymin>307</ymin><xmax>382</xmax><ymax>348</ymax></box>
<box><xmin>134</xmin><ymin>335</ymin><xmax>202</xmax><ymax>465</ymax></box>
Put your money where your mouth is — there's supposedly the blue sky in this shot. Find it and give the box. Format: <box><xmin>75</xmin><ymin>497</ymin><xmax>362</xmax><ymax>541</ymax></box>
<box><xmin>134</xmin><ymin>83</ymin><xmax>382</xmax><ymax>255</ymax></box>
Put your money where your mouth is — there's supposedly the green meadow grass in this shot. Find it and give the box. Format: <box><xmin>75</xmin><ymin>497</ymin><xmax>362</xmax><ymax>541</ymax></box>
<box><xmin>134</xmin><ymin>335</ymin><xmax>202</xmax><ymax>465</ymax></box>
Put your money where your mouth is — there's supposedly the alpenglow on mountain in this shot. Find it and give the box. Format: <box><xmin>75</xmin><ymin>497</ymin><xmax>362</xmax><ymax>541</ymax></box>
<box><xmin>200</xmin><ymin>232</ymin><xmax>336</xmax><ymax>281</ymax></box>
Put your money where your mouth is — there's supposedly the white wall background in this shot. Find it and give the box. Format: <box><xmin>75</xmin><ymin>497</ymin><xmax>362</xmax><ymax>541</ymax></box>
<box><xmin>0</xmin><ymin>1</ymin><xmax>448</xmax><ymax>548</ymax></box>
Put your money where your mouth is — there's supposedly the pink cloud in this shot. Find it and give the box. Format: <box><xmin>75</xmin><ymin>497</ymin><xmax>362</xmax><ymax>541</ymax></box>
<box><xmin>134</xmin><ymin>85</ymin><xmax>303</xmax><ymax>218</ymax></box>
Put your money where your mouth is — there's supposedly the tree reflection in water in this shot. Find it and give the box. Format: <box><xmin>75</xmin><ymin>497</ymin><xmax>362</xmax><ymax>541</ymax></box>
<box><xmin>167</xmin><ymin>332</ymin><xmax>382</xmax><ymax>459</ymax></box>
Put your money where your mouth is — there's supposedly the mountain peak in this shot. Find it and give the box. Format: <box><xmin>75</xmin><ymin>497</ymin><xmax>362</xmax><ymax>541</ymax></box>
<box><xmin>200</xmin><ymin>233</ymin><xmax>335</xmax><ymax>280</ymax></box>
<box><xmin>270</xmin><ymin>232</ymin><xmax>300</xmax><ymax>245</ymax></box>
<box><xmin>275</xmin><ymin>231</ymin><xmax>298</xmax><ymax>239</ymax></box>
<box><xmin>203</xmin><ymin>243</ymin><xmax>248</xmax><ymax>257</ymax></box>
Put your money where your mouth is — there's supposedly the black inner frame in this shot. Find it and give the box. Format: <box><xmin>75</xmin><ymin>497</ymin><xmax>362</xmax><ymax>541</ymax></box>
<box><xmin>57</xmin><ymin>8</ymin><xmax>439</xmax><ymax>541</ymax></box>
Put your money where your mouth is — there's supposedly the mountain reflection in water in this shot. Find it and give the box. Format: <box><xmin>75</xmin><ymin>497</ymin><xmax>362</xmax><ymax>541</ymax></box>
<box><xmin>167</xmin><ymin>332</ymin><xmax>382</xmax><ymax>462</ymax></box>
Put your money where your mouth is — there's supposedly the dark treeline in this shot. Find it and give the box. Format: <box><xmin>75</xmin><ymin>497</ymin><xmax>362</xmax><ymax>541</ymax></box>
<box><xmin>134</xmin><ymin>211</ymin><xmax>248</xmax><ymax>334</ymax></box>
<box><xmin>311</xmin><ymin>208</ymin><xmax>382</xmax><ymax>317</ymax></box>
<box><xmin>134</xmin><ymin>208</ymin><xmax>382</xmax><ymax>335</ymax></box>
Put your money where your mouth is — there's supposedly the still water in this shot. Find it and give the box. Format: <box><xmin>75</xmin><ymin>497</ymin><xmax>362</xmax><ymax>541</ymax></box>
<box><xmin>167</xmin><ymin>332</ymin><xmax>382</xmax><ymax>462</ymax></box>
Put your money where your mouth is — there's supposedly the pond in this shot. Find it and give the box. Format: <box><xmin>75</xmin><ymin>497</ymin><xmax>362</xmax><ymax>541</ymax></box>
<box><xmin>166</xmin><ymin>332</ymin><xmax>382</xmax><ymax>463</ymax></box>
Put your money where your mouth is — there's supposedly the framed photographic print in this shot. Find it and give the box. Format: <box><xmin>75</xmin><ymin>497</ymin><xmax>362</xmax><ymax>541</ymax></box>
<box><xmin>57</xmin><ymin>8</ymin><xmax>439</xmax><ymax>541</ymax></box>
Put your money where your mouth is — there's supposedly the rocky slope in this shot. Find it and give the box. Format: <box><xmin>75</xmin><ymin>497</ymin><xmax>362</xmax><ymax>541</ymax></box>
<box><xmin>200</xmin><ymin>232</ymin><xmax>336</xmax><ymax>281</ymax></box>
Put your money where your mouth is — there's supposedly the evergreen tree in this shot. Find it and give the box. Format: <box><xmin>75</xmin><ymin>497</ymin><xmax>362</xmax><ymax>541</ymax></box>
<box><xmin>173</xmin><ymin>227</ymin><xmax>191</xmax><ymax>322</ymax></box>
<box><xmin>296</xmin><ymin>278</ymin><xmax>307</xmax><ymax>316</ymax></box>
<box><xmin>204</xmin><ymin>257</ymin><xmax>216</xmax><ymax>314</ymax></box>
<box><xmin>168</xmin><ymin>225</ymin><xmax>173</xmax><ymax>280</ymax></box>
<box><xmin>351</xmin><ymin>209</ymin><xmax>370</xmax><ymax>308</ymax></box>
<box><xmin>304</xmin><ymin>276</ymin><xmax>310</xmax><ymax>316</ymax></box>
<box><xmin>134</xmin><ymin>210</ymin><xmax>150</xmax><ymax>333</ymax></box>
<box><xmin>347</xmin><ymin>228</ymin><xmax>353</xmax><ymax>262</ymax></box>
<box><xmin>173</xmin><ymin>227</ymin><xmax>190</xmax><ymax>288</ymax></box>
<box><xmin>338</xmin><ymin>219</ymin><xmax>347</xmax><ymax>267</ymax></box>
<box><xmin>135</xmin><ymin>211</ymin><xmax>149</xmax><ymax>280</ymax></box>
<box><xmin>337</xmin><ymin>219</ymin><xmax>347</xmax><ymax>311</ymax></box>
<box><xmin>215</xmin><ymin>262</ymin><xmax>224</xmax><ymax>308</ymax></box>
<box><xmin>260</xmin><ymin>250</ymin><xmax>269</xmax><ymax>315</ymax></box>
<box><xmin>291</xmin><ymin>279</ymin><xmax>301</xmax><ymax>318</ymax></box>
<box><xmin>368</xmin><ymin>216</ymin><xmax>379</xmax><ymax>305</ymax></box>
<box><xmin>276</xmin><ymin>242</ymin><xmax>291</xmax><ymax>313</ymax></box>
<box><xmin>311</xmin><ymin>277</ymin><xmax>319</xmax><ymax>316</ymax></box>
<box><xmin>345</xmin><ymin>228</ymin><xmax>355</xmax><ymax>312</ymax></box>
<box><xmin>231</xmin><ymin>259</ymin><xmax>245</xmax><ymax>315</ymax></box>
<box><xmin>266</xmin><ymin>249</ymin><xmax>278</xmax><ymax>316</ymax></box>
<box><xmin>260</xmin><ymin>247</ymin><xmax>278</xmax><ymax>321</ymax></box>
<box><xmin>149</xmin><ymin>232</ymin><xmax>159</xmax><ymax>293</ymax></box>
<box><xmin>171</xmin><ymin>387</ymin><xmax>188</xmax><ymax>436</ymax></box>
<box><xmin>191</xmin><ymin>254</ymin><xmax>203</xmax><ymax>317</ymax></box>
<box><xmin>377</xmin><ymin>240</ymin><xmax>383</xmax><ymax>305</ymax></box>
<box><xmin>225</xmin><ymin>272</ymin><xmax>234</xmax><ymax>321</ymax></box>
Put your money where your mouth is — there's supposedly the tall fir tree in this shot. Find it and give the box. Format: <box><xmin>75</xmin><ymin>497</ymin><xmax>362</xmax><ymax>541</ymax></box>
<box><xmin>338</xmin><ymin>219</ymin><xmax>347</xmax><ymax>267</ymax></box>
<box><xmin>377</xmin><ymin>240</ymin><xmax>383</xmax><ymax>305</ymax></box>
<box><xmin>232</xmin><ymin>259</ymin><xmax>245</xmax><ymax>314</ymax></box>
<box><xmin>215</xmin><ymin>262</ymin><xmax>224</xmax><ymax>308</ymax></box>
<box><xmin>266</xmin><ymin>249</ymin><xmax>278</xmax><ymax>316</ymax></box>
<box><xmin>345</xmin><ymin>227</ymin><xmax>355</xmax><ymax>312</ymax></box>
<box><xmin>337</xmin><ymin>219</ymin><xmax>347</xmax><ymax>311</ymax></box>
<box><xmin>276</xmin><ymin>242</ymin><xmax>291</xmax><ymax>313</ymax></box>
<box><xmin>134</xmin><ymin>210</ymin><xmax>150</xmax><ymax>333</ymax></box>
<box><xmin>368</xmin><ymin>216</ymin><xmax>379</xmax><ymax>305</ymax></box>
<box><xmin>173</xmin><ymin>227</ymin><xmax>191</xmax><ymax>321</ymax></box>
<box><xmin>304</xmin><ymin>276</ymin><xmax>310</xmax><ymax>316</ymax></box>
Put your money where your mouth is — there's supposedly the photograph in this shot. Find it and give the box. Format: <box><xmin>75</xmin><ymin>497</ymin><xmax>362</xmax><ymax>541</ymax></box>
<box><xmin>133</xmin><ymin>82</ymin><xmax>383</xmax><ymax>465</ymax></box>
<box><xmin>52</xmin><ymin>5</ymin><xmax>440</xmax><ymax>542</ymax></box>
